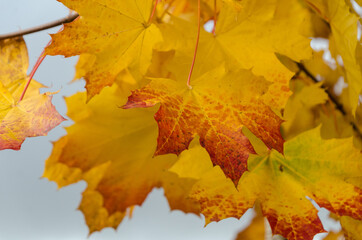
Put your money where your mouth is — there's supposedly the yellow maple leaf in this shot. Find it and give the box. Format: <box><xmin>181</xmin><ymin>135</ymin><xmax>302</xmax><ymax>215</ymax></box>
<box><xmin>158</xmin><ymin>0</ymin><xmax>312</xmax><ymax>112</ymax></box>
<box><xmin>46</xmin><ymin>0</ymin><xmax>163</xmax><ymax>100</ymax></box>
<box><xmin>44</xmin><ymin>84</ymin><xmax>200</xmax><ymax>233</ymax></box>
<box><xmin>214</xmin><ymin>0</ymin><xmax>311</xmax><ymax>90</ymax></box>
<box><xmin>0</xmin><ymin>37</ymin><xmax>64</xmax><ymax>150</ymax></box>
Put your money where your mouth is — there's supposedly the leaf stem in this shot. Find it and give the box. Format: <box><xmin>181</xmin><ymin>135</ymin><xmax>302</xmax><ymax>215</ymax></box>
<box><xmin>187</xmin><ymin>0</ymin><xmax>201</xmax><ymax>89</ymax></box>
<box><xmin>0</xmin><ymin>12</ymin><xmax>78</xmax><ymax>40</ymax></box>
<box><xmin>148</xmin><ymin>0</ymin><xmax>159</xmax><ymax>24</ymax></box>
<box><xmin>18</xmin><ymin>40</ymin><xmax>52</xmax><ymax>102</ymax></box>
<box><xmin>212</xmin><ymin>0</ymin><xmax>217</xmax><ymax>35</ymax></box>
<box><xmin>19</xmin><ymin>26</ymin><xmax>64</xmax><ymax>102</ymax></box>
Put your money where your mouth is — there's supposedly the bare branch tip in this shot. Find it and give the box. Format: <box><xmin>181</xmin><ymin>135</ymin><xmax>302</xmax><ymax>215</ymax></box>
<box><xmin>0</xmin><ymin>12</ymin><xmax>79</xmax><ymax>40</ymax></box>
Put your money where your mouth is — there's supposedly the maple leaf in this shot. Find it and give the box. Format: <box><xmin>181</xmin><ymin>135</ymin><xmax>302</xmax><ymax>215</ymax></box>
<box><xmin>44</xmin><ymin>84</ymin><xmax>200</xmax><ymax>233</ymax></box>
<box><xmin>0</xmin><ymin>37</ymin><xmax>64</xmax><ymax>150</ymax></box>
<box><xmin>169</xmin><ymin>139</ymin><xmax>256</xmax><ymax>224</ymax></box>
<box><xmin>184</xmin><ymin>126</ymin><xmax>361</xmax><ymax>240</ymax></box>
<box><xmin>124</xmin><ymin>66</ymin><xmax>284</xmax><ymax>185</ymax></box>
<box><xmin>159</xmin><ymin>0</ymin><xmax>312</xmax><ymax>110</ymax></box>
<box><xmin>46</xmin><ymin>0</ymin><xmax>163</xmax><ymax>99</ymax></box>
<box><xmin>212</xmin><ymin>0</ymin><xmax>312</xmax><ymax>70</ymax></box>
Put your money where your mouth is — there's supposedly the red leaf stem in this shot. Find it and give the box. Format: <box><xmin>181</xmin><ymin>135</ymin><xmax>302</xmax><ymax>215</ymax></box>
<box><xmin>186</xmin><ymin>0</ymin><xmax>201</xmax><ymax>89</ymax></box>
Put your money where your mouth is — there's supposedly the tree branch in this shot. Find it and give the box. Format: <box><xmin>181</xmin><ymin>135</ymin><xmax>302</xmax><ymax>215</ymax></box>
<box><xmin>296</xmin><ymin>62</ymin><xmax>362</xmax><ymax>138</ymax></box>
<box><xmin>0</xmin><ymin>12</ymin><xmax>79</xmax><ymax>40</ymax></box>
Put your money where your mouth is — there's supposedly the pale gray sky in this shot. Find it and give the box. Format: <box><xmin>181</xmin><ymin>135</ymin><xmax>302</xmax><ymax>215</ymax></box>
<box><xmin>0</xmin><ymin>1</ymin><xmax>342</xmax><ymax>240</ymax></box>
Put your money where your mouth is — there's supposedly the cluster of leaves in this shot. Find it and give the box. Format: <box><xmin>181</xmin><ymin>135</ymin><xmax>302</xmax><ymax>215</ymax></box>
<box><xmin>1</xmin><ymin>0</ymin><xmax>362</xmax><ymax>239</ymax></box>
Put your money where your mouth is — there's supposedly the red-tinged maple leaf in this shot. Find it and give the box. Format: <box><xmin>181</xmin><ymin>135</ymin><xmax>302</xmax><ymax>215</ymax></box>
<box><xmin>186</xmin><ymin>126</ymin><xmax>361</xmax><ymax>240</ymax></box>
<box><xmin>124</xmin><ymin>66</ymin><xmax>284</xmax><ymax>185</ymax></box>
<box><xmin>44</xmin><ymin>84</ymin><xmax>200</xmax><ymax>233</ymax></box>
<box><xmin>0</xmin><ymin>37</ymin><xmax>64</xmax><ymax>150</ymax></box>
<box><xmin>0</xmin><ymin>90</ymin><xmax>65</xmax><ymax>150</ymax></box>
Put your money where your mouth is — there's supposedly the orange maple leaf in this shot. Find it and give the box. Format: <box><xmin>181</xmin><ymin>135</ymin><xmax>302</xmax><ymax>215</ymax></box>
<box><xmin>124</xmin><ymin>66</ymin><xmax>284</xmax><ymax>185</ymax></box>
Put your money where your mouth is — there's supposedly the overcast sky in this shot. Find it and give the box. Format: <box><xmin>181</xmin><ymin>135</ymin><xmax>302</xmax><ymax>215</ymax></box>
<box><xmin>0</xmin><ymin>1</ymin><xmax>343</xmax><ymax>240</ymax></box>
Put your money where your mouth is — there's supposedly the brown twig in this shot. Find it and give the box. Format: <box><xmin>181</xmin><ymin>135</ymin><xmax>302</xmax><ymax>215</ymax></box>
<box><xmin>0</xmin><ymin>12</ymin><xmax>79</xmax><ymax>40</ymax></box>
<box><xmin>296</xmin><ymin>62</ymin><xmax>362</xmax><ymax>138</ymax></box>
<box><xmin>297</xmin><ymin>63</ymin><xmax>346</xmax><ymax>115</ymax></box>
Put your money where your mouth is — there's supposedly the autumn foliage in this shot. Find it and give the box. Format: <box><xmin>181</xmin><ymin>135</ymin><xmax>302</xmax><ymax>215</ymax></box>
<box><xmin>1</xmin><ymin>0</ymin><xmax>362</xmax><ymax>239</ymax></box>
